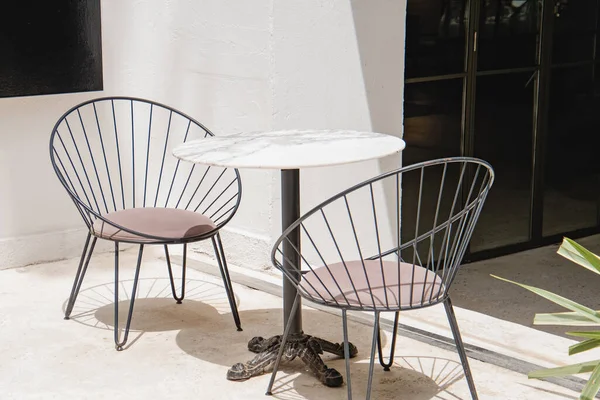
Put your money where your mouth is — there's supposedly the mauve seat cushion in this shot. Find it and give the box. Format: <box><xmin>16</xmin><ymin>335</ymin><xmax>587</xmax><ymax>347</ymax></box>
<box><xmin>92</xmin><ymin>207</ymin><xmax>216</xmax><ymax>242</ymax></box>
<box><xmin>302</xmin><ymin>260</ymin><xmax>445</xmax><ymax>309</ymax></box>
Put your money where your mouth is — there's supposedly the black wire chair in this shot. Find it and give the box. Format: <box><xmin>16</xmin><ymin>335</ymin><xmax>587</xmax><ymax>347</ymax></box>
<box><xmin>267</xmin><ymin>157</ymin><xmax>494</xmax><ymax>400</ymax></box>
<box><xmin>49</xmin><ymin>96</ymin><xmax>243</xmax><ymax>350</ymax></box>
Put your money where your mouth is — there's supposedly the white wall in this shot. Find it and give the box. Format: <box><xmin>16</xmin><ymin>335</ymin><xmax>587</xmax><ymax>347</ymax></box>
<box><xmin>269</xmin><ymin>0</ymin><xmax>406</xmax><ymax>264</ymax></box>
<box><xmin>0</xmin><ymin>0</ymin><xmax>406</xmax><ymax>271</ymax></box>
<box><xmin>271</xmin><ymin>0</ymin><xmax>406</xmax><ymax>211</ymax></box>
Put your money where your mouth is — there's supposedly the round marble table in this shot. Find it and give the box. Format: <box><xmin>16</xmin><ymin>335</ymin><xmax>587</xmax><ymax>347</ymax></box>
<box><xmin>173</xmin><ymin>129</ymin><xmax>405</xmax><ymax>170</ymax></box>
<box><xmin>173</xmin><ymin>129</ymin><xmax>406</xmax><ymax>386</ymax></box>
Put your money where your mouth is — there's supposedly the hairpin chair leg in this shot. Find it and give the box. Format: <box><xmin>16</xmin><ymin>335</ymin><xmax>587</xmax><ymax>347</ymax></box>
<box><xmin>377</xmin><ymin>311</ymin><xmax>399</xmax><ymax>371</ymax></box>
<box><xmin>365</xmin><ymin>311</ymin><xmax>380</xmax><ymax>400</ymax></box>
<box><xmin>342</xmin><ymin>309</ymin><xmax>353</xmax><ymax>400</ymax></box>
<box><xmin>266</xmin><ymin>293</ymin><xmax>301</xmax><ymax>395</ymax></box>
<box><xmin>65</xmin><ymin>232</ymin><xmax>97</xmax><ymax>319</ymax></box>
<box><xmin>444</xmin><ymin>297</ymin><xmax>478</xmax><ymax>400</ymax></box>
<box><xmin>212</xmin><ymin>233</ymin><xmax>242</xmax><ymax>331</ymax></box>
<box><xmin>114</xmin><ymin>243</ymin><xmax>144</xmax><ymax>351</ymax></box>
<box><xmin>165</xmin><ymin>244</ymin><xmax>186</xmax><ymax>304</ymax></box>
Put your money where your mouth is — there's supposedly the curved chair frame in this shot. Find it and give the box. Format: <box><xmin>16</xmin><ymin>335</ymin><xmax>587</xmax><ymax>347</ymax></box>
<box><xmin>50</xmin><ymin>96</ymin><xmax>243</xmax><ymax>350</ymax></box>
<box><xmin>267</xmin><ymin>157</ymin><xmax>494</xmax><ymax>399</ymax></box>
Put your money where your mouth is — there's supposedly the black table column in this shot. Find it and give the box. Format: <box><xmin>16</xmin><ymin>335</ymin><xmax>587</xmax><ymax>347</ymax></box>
<box><xmin>281</xmin><ymin>169</ymin><xmax>302</xmax><ymax>334</ymax></box>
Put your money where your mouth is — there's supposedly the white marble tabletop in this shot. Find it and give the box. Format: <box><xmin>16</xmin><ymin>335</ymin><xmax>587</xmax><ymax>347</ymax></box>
<box><xmin>172</xmin><ymin>129</ymin><xmax>406</xmax><ymax>169</ymax></box>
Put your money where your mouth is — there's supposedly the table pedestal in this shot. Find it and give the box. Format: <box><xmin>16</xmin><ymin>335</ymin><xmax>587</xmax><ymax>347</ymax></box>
<box><xmin>226</xmin><ymin>169</ymin><xmax>358</xmax><ymax>387</ymax></box>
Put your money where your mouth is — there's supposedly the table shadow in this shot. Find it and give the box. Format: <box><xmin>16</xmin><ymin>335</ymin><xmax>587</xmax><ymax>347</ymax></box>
<box><xmin>175</xmin><ymin>308</ymin><xmax>369</xmax><ymax>370</ymax></box>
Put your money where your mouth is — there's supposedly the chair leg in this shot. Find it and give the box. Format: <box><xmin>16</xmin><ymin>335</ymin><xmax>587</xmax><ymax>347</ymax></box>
<box><xmin>266</xmin><ymin>293</ymin><xmax>301</xmax><ymax>395</ymax></box>
<box><xmin>212</xmin><ymin>233</ymin><xmax>242</xmax><ymax>331</ymax></box>
<box><xmin>365</xmin><ymin>311</ymin><xmax>380</xmax><ymax>400</ymax></box>
<box><xmin>114</xmin><ymin>243</ymin><xmax>144</xmax><ymax>351</ymax></box>
<box><xmin>377</xmin><ymin>311</ymin><xmax>399</xmax><ymax>371</ymax></box>
<box><xmin>342</xmin><ymin>309</ymin><xmax>353</xmax><ymax>400</ymax></box>
<box><xmin>65</xmin><ymin>233</ymin><xmax>97</xmax><ymax>319</ymax></box>
<box><xmin>444</xmin><ymin>297</ymin><xmax>478</xmax><ymax>400</ymax></box>
<box><xmin>165</xmin><ymin>244</ymin><xmax>186</xmax><ymax>304</ymax></box>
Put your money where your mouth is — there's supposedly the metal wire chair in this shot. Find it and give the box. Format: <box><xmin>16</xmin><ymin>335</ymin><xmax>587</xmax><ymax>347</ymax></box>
<box><xmin>49</xmin><ymin>96</ymin><xmax>243</xmax><ymax>350</ymax></box>
<box><xmin>267</xmin><ymin>157</ymin><xmax>494</xmax><ymax>399</ymax></box>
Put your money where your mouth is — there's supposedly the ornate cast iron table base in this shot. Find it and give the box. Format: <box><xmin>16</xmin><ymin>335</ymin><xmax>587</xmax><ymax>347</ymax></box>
<box><xmin>226</xmin><ymin>170</ymin><xmax>359</xmax><ymax>388</ymax></box>
<box><xmin>227</xmin><ymin>333</ymin><xmax>358</xmax><ymax>388</ymax></box>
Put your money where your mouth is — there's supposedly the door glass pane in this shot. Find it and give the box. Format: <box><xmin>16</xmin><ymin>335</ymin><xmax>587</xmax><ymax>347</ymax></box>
<box><xmin>403</xmin><ymin>79</ymin><xmax>463</xmax><ymax>165</ymax></box>
<box><xmin>405</xmin><ymin>0</ymin><xmax>468</xmax><ymax>78</ymax></box>
<box><xmin>471</xmin><ymin>72</ymin><xmax>534</xmax><ymax>251</ymax></box>
<box><xmin>477</xmin><ymin>0</ymin><xmax>541</xmax><ymax>71</ymax></box>
<box><xmin>595</xmin><ymin>63</ymin><xmax>600</xmax><ymax>96</ymax></box>
<box><xmin>553</xmin><ymin>0</ymin><xmax>597</xmax><ymax>63</ymax></box>
<box><xmin>543</xmin><ymin>65</ymin><xmax>600</xmax><ymax>235</ymax></box>
<box><xmin>402</xmin><ymin>79</ymin><xmax>463</xmax><ymax>250</ymax></box>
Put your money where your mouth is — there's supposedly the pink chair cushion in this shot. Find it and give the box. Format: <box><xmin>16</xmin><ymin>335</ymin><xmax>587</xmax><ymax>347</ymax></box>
<box><xmin>92</xmin><ymin>207</ymin><xmax>216</xmax><ymax>243</ymax></box>
<box><xmin>302</xmin><ymin>260</ymin><xmax>445</xmax><ymax>309</ymax></box>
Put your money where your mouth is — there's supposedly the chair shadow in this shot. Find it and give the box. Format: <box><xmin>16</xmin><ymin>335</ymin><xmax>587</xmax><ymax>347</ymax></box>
<box><xmin>283</xmin><ymin>356</ymin><xmax>465</xmax><ymax>400</ymax></box>
<box><xmin>67</xmin><ymin>277</ymin><xmax>467</xmax><ymax>399</ymax></box>
<box><xmin>63</xmin><ymin>275</ymin><xmax>582</xmax><ymax>399</ymax></box>
<box><xmin>65</xmin><ymin>277</ymin><xmax>236</xmax><ymax>339</ymax></box>
<box><xmin>175</xmin><ymin>307</ymin><xmax>468</xmax><ymax>399</ymax></box>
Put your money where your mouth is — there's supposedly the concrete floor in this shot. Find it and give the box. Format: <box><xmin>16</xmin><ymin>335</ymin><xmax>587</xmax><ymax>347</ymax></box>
<box><xmin>0</xmin><ymin>245</ymin><xmax>589</xmax><ymax>399</ymax></box>
<box><xmin>453</xmin><ymin>234</ymin><xmax>600</xmax><ymax>338</ymax></box>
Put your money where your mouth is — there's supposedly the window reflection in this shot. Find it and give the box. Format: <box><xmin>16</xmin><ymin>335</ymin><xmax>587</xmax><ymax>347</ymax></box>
<box><xmin>553</xmin><ymin>0</ymin><xmax>596</xmax><ymax>63</ymax></box>
<box><xmin>405</xmin><ymin>0</ymin><xmax>468</xmax><ymax>78</ymax></box>
<box><xmin>477</xmin><ymin>0</ymin><xmax>540</xmax><ymax>70</ymax></box>
<box><xmin>480</xmin><ymin>0</ymin><xmax>540</xmax><ymax>37</ymax></box>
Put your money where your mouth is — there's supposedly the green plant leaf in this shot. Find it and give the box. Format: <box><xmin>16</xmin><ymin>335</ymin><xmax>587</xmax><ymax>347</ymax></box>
<box><xmin>528</xmin><ymin>360</ymin><xmax>600</xmax><ymax>379</ymax></box>
<box><xmin>491</xmin><ymin>275</ymin><xmax>600</xmax><ymax>323</ymax></box>
<box><xmin>581</xmin><ymin>362</ymin><xmax>600</xmax><ymax>400</ymax></box>
<box><xmin>567</xmin><ymin>331</ymin><xmax>600</xmax><ymax>339</ymax></box>
<box><xmin>557</xmin><ymin>238</ymin><xmax>600</xmax><ymax>276</ymax></box>
<box><xmin>535</xmin><ymin>312</ymin><xmax>600</xmax><ymax>326</ymax></box>
<box><xmin>569</xmin><ymin>339</ymin><xmax>600</xmax><ymax>356</ymax></box>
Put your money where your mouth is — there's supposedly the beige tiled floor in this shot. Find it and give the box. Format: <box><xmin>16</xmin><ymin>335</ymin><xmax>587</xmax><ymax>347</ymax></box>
<box><xmin>0</xmin><ymin>248</ymin><xmax>581</xmax><ymax>399</ymax></box>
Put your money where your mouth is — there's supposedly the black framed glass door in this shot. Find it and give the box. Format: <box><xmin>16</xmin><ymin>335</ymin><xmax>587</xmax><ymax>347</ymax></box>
<box><xmin>403</xmin><ymin>0</ymin><xmax>467</xmax><ymax>167</ymax></box>
<box><xmin>470</xmin><ymin>0</ymin><xmax>541</xmax><ymax>251</ymax></box>
<box><xmin>542</xmin><ymin>0</ymin><xmax>600</xmax><ymax>237</ymax></box>
<box><xmin>403</xmin><ymin>0</ymin><xmax>600</xmax><ymax>260</ymax></box>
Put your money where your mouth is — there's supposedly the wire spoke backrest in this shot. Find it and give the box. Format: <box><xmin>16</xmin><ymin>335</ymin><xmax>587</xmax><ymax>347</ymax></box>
<box><xmin>271</xmin><ymin>158</ymin><xmax>494</xmax><ymax>311</ymax></box>
<box><xmin>50</xmin><ymin>97</ymin><xmax>241</xmax><ymax>234</ymax></box>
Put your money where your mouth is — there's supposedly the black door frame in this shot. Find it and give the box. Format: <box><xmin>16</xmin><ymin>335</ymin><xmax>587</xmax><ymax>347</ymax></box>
<box><xmin>469</xmin><ymin>0</ymin><xmax>600</xmax><ymax>261</ymax></box>
<box><xmin>404</xmin><ymin>0</ymin><xmax>600</xmax><ymax>262</ymax></box>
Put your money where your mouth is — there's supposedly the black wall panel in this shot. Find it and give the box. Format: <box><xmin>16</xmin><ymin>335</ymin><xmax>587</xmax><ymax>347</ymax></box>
<box><xmin>0</xmin><ymin>0</ymin><xmax>103</xmax><ymax>98</ymax></box>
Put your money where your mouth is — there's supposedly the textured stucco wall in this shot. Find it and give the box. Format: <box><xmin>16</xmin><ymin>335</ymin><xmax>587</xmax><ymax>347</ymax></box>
<box><xmin>271</xmin><ymin>0</ymin><xmax>405</xmax><ymax>202</ymax></box>
<box><xmin>0</xmin><ymin>0</ymin><xmax>275</xmax><ymax>269</ymax></box>
<box><xmin>269</xmin><ymin>0</ymin><xmax>406</xmax><ymax>259</ymax></box>
<box><xmin>0</xmin><ymin>0</ymin><xmax>405</xmax><ymax>270</ymax></box>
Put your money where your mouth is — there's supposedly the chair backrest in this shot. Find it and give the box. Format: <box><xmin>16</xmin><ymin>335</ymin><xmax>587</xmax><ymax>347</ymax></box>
<box><xmin>271</xmin><ymin>157</ymin><xmax>494</xmax><ymax>311</ymax></box>
<box><xmin>49</xmin><ymin>97</ymin><xmax>241</xmax><ymax>237</ymax></box>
